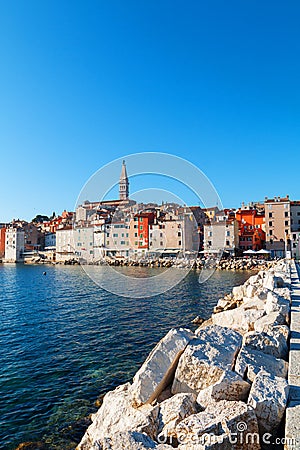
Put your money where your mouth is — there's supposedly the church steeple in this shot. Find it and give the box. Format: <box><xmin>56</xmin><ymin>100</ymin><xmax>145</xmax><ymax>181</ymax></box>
<box><xmin>119</xmin><ymin>160</ymin><xmax>129</xmax><ymax>200</ymax></box>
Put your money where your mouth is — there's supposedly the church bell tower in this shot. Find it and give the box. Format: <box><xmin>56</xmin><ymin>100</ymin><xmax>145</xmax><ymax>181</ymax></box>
<box><xmin>119</xmin><ymin>160</ymin><xmax>129</xmax><ymax>200</ymax></box>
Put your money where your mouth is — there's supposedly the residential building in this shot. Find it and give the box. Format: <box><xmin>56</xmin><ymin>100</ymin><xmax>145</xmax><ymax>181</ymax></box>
<box><xmin>203</xmin><ymin>220</ymin><xmax>239</xmax><ymax>255</ymax></box>
<box><xmin>73</xmin><ymin>226</ymin><xmax>94</xmax><ymax>263</ymax></box>
<box><xmin>0</xmin><ymin>227</ymin><xmax>6</xmax><ymax>259</ymax></box>
<box><xmin>264</xmin><ymin>196</ymin><xmax>291</xmax><ymax>257</ymax></box>
<box><xmin>129</xmin><ymin>211</ymin><xmax>156</xmax><ymax>254</ymax></box>
<box><xmin>56</xmin><ymin>227</ymin><xmax>75</xmax><ymax>262</ymax></box>
<box><xmin>290</xmin><ymin>201</ymin><xmax>300</xmax><ymax>259</ymax></box>
<box><xmin>235</xmin><ymin>208</ymin><xmax>266</xmax><ymax>251</ymax></box>
<box><xmin>4</xmin><ymin>228</ymin><xmax>25</xmax><ymax>262</ymax></box>
<box><xmin>45</xmin><ymin>232</ymin><xmax>56</xmax><ymax>249</ymax></box>
<box><xmin>106</xmin><ymin>220</ymin><xmax>130</xmax><ymax>258</ymax></box>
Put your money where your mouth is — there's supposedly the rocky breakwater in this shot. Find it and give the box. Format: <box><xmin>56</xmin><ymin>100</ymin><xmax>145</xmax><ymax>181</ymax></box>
<box><xmin>77</xmin><ymin>260</ymin><xmax>292</xmax><ymax>450</ymax></box>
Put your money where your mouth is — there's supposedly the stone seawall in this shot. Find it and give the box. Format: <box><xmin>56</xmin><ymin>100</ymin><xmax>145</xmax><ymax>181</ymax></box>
<box><xmin>77</xmin><ymin>260</ymin><xmax>294</xmax><ymax>450</ymax></box>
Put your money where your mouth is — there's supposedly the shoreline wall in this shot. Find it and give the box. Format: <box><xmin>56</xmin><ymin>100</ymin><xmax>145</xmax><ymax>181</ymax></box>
<box><xmin>77</xmin><ymin>259</ymin><xmax>294</xmax><ymax>450</ymax></box>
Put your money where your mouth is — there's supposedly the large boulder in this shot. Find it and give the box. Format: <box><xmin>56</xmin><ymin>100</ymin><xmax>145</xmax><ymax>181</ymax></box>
<box><xmin>77</xmin><ymin>383</ymin><xmax>159</xmax><ymax>449</ymax></box>
<box><xmin>172</xmin><ymin>326</ymin><xmax>242</xmax><ymax>395</ymax></box>
<box><xmin>212</xmin><ymin>305</ymin><xmax>265</xmax><ymax>334</ymax></box>
<box><xmin>263</xmin><ymin>273</ymin><xmax>285</xmax><ymax>291</ymax></box>
<box><xmin>157</xmin><ymin>393</ymin><xmax>197</xmax><ymax>441</ymax></box>
<box><xmin>253</xmin><ymin>311</ymin><xmax>286</xmax><ymax>333</ymax></box>
<box><xmin>101</xmin><ymin>431</ymin><xmax>174</xmax><ymax>450</ymax></box>
<box><xmin>130</xmin><ymin>328</ymin><xmax>194</xmax><ymax>407</ymax></box>
<box><xmin>176</xmin><ymin>400</ymin><xmax>260</xmax><ymax>449</ymax></box>
<box><xmin>196</xmin><ymin>370</ymin><xmax>251</xmax><ymax>409</ymax></box>
<box><xmin>264</xmin><ymin>291</ymin><xmax>290</xmax><ymax>323</ymax></box>
<box><xmin>232</xmin><ymin>285</ymin><xmax>245</xmax><ymax>301</ymax></box>
<box><xmin>248</xmin><ymin>370</ymin><xmax>289</xmax><ymax>435</ymax></box>
<box><xmin>235</xmin><ymin>347</ymin><xmax>288</xmax><ymax>383</ymax></box>
<box><xmin>243</xmin><ymin>329</ymin><xmax>288</xmax><ymax>360</ymax></box>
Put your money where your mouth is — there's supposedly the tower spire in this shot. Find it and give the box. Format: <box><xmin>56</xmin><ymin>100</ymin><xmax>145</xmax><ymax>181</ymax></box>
<box><xmin>119</xmin><ymin>160</ymin><xmax>129</xmax><ymax>200</ymax></box>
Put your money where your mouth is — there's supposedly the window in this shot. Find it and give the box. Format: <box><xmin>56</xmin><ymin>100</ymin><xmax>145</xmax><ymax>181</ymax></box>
<box><xmin>270</xmin><ymin>239</ymin><xmax>273</xmax><ymax>244</ymax></box>
<box><xmin>120</xmin><ymin>241</ymin><xmax>125</xmax><ymax>245</ymax></box>
<box><xmin>208</xmin><ymin>240</ymin><xmax>212</xmax><ymax>246</ymax></box>
<box><xmin>139</xmin><ymin>241</ymin><xmax>143</xmax><ymax>246</ymax></box>
<box><xmin>269</xmin><ymin>212</ymin><xmax>273</xmax><ymax>218</ymax></box>
<box><xmin>285</xmin><ymin>230</ymin><xmax>289</xmax><ymax>235</ymax></box>
<box><xmin>150</xmin><ymin>233</ymin><xmax>152</xmax><ymax>238</ymax></box>
<box><xmin>134</xmin><ymin>224</ymin><xmax>138</xmax><ymax>229</ymax></box>
<box><xmin>139</xmin><ymin>217</ymin><xmax>143</xmax><ymax>222</ymax></box>
<box><xmin>268</xmin><ymin>205</ymin><xmax>272</xmax><ymax>209</ymax></box>
<box><xmin>269</xmin><ymin>221</ymin><xmax>273</xmax><ymax>227</ymax></box>
<box><xmin>298</xmin><ymin>212</ymin><xmax>300</xmax><ymax>216</ymax></box>
<box><xmin>285</xmin><ymin>211</ymin><xmax>289</xmax><ymax>217</ymax></box>
<box><xmin>134</xmin><ymin>241</ymin><xmax>138</xmax><ymax>246</ymax></box>
<box><xmin>285</xmin><ymin>221</ymin><xmax>289</xmax><ymax>226</ymax></box>
<box><xmin>160</xmin><ymin>241</ymin><xmax>163</xmax><ymax>246</ymax></box>
<box><xmin>178</xmin><ymin>240</ymin><xmax>181</xmax><ymax>245</ymax></box>
<box><xmin>209</xmin><ymin>231</ymin><xmax>212</xmax><ymax>237</ymax></box>
<box><xmin>160</xmin><ymin>233</ymin><xmax>163</xmax><ymax>237</ymax></box>
<box><xmin>140</xmin><ymin>225</ymin><xmax>143</xmax><ymax>230</ymax></box>
<box><xmin>293</xmin><ymin>234</ymin><xmax>297</xmax><ymax>240</ymax></box>
<box><xmin>121</xmin><ymin>233</ymin><xmax>124</xmax><ymax>237</ymax></box>
<box><xmin>269</xmin><ymin>230</ymin><xmax>273</xmax><ymax>236</ymax></box>
<box><xmin>226</xmin><ymin>231</ymin><xmax>230</xmax><ymax>236</ymax></box>
<box><xmin>140</xmin><ymin>234</ymin><xmax>143</xmax><ymax>238</ymax></box>
<box><xmin>226</xmin><ymin>240</ymin><xmax>230</xmax><ymax>246</ymax></box>
<box><xmin>107</xmin><ymin>241</ymin><xmax>109</xmax><ymax>245</ymax></box>
<box><xmin>178</xmin><ymin>232</ymin><xmax>181</xmax><ymax>237</ymax></box>
<box><xmin>134</xmin><ymin>233</ymin><xmax>138</xmax><ymax>237</ymax></box>
<box><xmin>113</xmin><ymin>233</ymin><xmax>118</xmax><ymax>237</ymax></box>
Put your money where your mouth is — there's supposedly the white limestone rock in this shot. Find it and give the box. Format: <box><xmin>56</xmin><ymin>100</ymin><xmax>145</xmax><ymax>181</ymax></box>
<box><xmin>176</xmin><ymin>400</ymin><xmax>260</xmax><ymax>449</ymax></box>
<box><xmin>248</xmin><ymin>369</ymin><xmax>289</xmax><ymax>435</ymax></box>
<box><xmin>235</xmin><ymin>347</ymin><xmax>288</xmax><ymax>383</ymax></box>
<box><xmin>77</xmin><ymin>383</ymin><xmax>159</xmax><ymax>449</ymax></box>
<box><xmin>172</xmin><ymin>326</ymin><xmax>242</xmax><ymax>395</ymax></box>
<box><xmin>273</xmin><ymin>287</ymin><xmax>291</xmax><ymax>301</ymax></box>
<box><xmin>232</xmin><ymin>285</ymin><xmax>245</xmax><ymax>301</ymax></box>
<box><xmin>157</xmin><ymin>393</ymin><xmax>198</xmax><ymax>440</ymax></box>
<box><xmin>242</xmin><ymin>297</ymin><xmax>265</xmax><ymax>310</ymax></box>
<box><xmin>243</xmin><ymin>330</ymin><xmax>288</xmax><ymax>360</ymax></box>
<box><xmin>264</xmin><ymin>291</ymin><xmax>290</xmax><ymax>323</ymax></box>
<box><xmin>212</xmin><ymin>305</ymin><xmax>265</xmax><ymax>334</ymax></box>
<box><xmin>263</xmin><ymin>273</ymin><xmax>285</xmax><ymax>291</ymax></box>
<box><xmin>262</xmin><ymin>324</ymin><xmax>290</xmax><ymax>341</ymax></box>
<box><xmin>254</xmin><ymin>311</ymin><xmax>286</xmax><ymax>333</ymax></box>
<box><xmin>196</xmin><ymin>370</ymin><xmax>251</xmax><ymax>409</ymax></box>
<box><xmin>101</xmin><ymin>431</ymin><xmax>174</xmax><ymax>450</ymax></box>
<box><xmin>131</xmin><ymin>328</ymin><xmax>195</xmax><ymax>407</ymax></box>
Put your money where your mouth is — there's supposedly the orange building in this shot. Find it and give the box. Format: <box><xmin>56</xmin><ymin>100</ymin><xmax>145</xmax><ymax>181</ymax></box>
<box><xmin>0</xmin><ymin>227</ymin><xmax>6</xmax><ymax>259</ymax></box>
<box><xmin>130</xmin><ymin>211</ymin><xmax>156</xmax><ymax>251</ymax></box>
<box><xmin>235</xmin><ymin>209</ymin><xmax>266</xmax><ymax>251</ymax></box>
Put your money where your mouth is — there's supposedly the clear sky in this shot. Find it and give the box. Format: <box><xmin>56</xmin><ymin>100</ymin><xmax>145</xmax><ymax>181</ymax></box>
<box><xmin>0</xmin><ymin>1</ymin><xmax>299</xmax><ymax>222</ymax></box>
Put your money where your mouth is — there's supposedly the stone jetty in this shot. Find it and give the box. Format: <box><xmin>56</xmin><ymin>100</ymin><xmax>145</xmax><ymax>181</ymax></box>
<box><xmin>77</xmin><ymin>260</ymin><xmax>293</xmax><ymax>450</ymax></box>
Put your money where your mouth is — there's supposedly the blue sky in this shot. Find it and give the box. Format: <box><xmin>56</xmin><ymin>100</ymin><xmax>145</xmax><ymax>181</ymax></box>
<box><xmin>0</xmin><ymin>1</ymin><xmax>299</xmax><ymax>222</ymax></box>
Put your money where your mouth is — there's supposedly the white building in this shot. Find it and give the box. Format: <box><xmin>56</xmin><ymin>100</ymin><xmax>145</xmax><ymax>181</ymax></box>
<box><xmin>203</xmin><ymin>220</ymin><xmax>239</xmax><ymax>256</ymax></box>
<box><xmin>290</xmin><ymin>201</ymin><xmax>300</xmax><ymax>260</ymax></box>
<box><xmin>73</xmin><ymin>226</ymin><xmax>94</xmax><ymax>263</ymax></box>
<box><xmin>45</xmin><ymin>232</ymin><xmax>56</xmax><ymax>249</ymax></box>
<box><xmin>106</xmin><ymin>221</ymin><xmax>130</xmax><ymax>258</ymax></box>
<box><xmin>56</xmin><ymin>227</ymin><xmax>75</xmax><ymax>262</ymax></box>
<box><xmin>4</xmin><ymin>228</ymin><xmax>25</xmax><ymax>262</ymax></box>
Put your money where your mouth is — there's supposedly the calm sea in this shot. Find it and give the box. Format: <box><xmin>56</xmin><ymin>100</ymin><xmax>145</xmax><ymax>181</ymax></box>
<box><xmin>0</xmin><ymin>264</ymin><xmax>252</xmax><ymax>449</ymax></box>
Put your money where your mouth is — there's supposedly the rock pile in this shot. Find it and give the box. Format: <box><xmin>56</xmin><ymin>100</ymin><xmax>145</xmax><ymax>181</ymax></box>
<box><xmin>77</xmin><ymin>260</ymin><xmax>292</xmax><ymax>450</ymax></box>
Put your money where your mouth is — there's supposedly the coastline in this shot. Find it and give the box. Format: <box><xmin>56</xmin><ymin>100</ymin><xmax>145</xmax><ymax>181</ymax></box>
<box><xmin>76</xmin><ymin>259</ymin><xmax>294</xmax><ymax>450</ymax></box>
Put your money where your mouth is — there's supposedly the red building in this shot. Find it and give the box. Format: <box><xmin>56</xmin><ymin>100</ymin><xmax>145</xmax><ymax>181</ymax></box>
<box><xmin>134</xmin><ymin>211</ymin><xmax>156</xmax><ymax>250</ymax></box>
<box><xmin>0</xmin><ymin>227</ymin><xmax>6</xmax><ymax>259</ymax></box>
<box><xmin>235</xmin><ymin>209</ymin><xmax>266</xmax><ymax>251</ymax></box>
